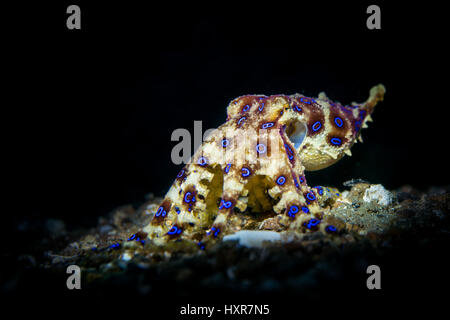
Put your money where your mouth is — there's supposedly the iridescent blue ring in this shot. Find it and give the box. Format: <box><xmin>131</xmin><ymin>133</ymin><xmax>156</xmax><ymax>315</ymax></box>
<box><xmin>242</xmin><ymin>104</ymin><xmax>250</xmax><ymax>112</ymax></box>
<box><xmin>184</xmin><ymin>192</ymin><xmax>192</xmax><ymax>203</ymax></box>
<box><xmin>312</xmin><ymin>121</ymin><xmax>322</xmax><ymax>132</ymax></box>
<box><xmin>276</xmin><ymin>176</ymin><xmax>286</xmax><ymax>185</ymax></box>
<box><xmin>168</xmin><ymin>226</ymin><xmax>178</xmax><ymax>235</ymax></box>
<box><xmin>289</xmin><ymin>205</ymin><xmax>299</xmax><ymax>214</ymax></box>
<box><xmin>301</xmin><ymin>206</ymin><xmax>309</xmax><ymax>213</ymax></box>
<box><xmin>334</xmin><ymin>117</ymin><xmax>344</xmax><ymax>127</ymax></box>
<box><xmin>306</xmin><ymin>219</ymin><xmax>320</xmax><ymax>229</ymax></box>
<box><xmin>330</xmin><ymin>137</ymin><xmax>342</xmax><ymax>146</ymax></box>
<box><xmin>177</xmin><ymin>169</ymin><xmax>185</xmax><ymax>178</ymax></box>
<box><xmin>306</xmin><ymin>192</ymin><xmax>316</xmax><ymax>201</ymax></box>
<box><xmin>241</xmin><ymin>167</ymin><xmax>251</xmax><ymax>177</ymax></box>
<box><xmin>219</xmin><ymin>199</ymin><xmax>232</xmax><ymax>209</ymax></box>
<box><xmin>261</xmin><ymin>122</ymin><xmax>274</xmax><ymax>129</ymax></box>
<box><xmin>314</xmin><ymin>186</ymin><xmax>324</xmax><ymax>196</ymax></box>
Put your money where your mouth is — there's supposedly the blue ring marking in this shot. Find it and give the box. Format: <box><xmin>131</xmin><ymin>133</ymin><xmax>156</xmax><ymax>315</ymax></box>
<box><xmin>259</xmin><ymin>103</ymin><xmax>265</xmax><ymax>111</ymax></box>
<box><xmin>167</xmin><ymin>226</ymin><xmax>178</xmax><ymax>235</ymax></box>
<box><xmin>294</xmin><ymin>105</ymin><xmax>302</xmax><ymax>112</ymax></box>
<box><xmin>299</xmin><ymin>176</ymin><xmax>305</xmax><ymax>183</ymax></box>
<box><xmin>293</xmin><ymin>177</ymin><xmax>300</xmax><ymax>189</ymax></box>
<box><xmin>306</xmin><ymin>219</ymin><xmax>320</xmax><ymax>229</ymax></box>
<box><xmin>156</xmin><ymin>206</ymin><xmax>163</xmax><ymax>216</ymax></box>
<box><xmin>330</xmin><ymin>137</ymin><xmax>342</xmax><ymax>146</ymax></box>
<box><xmin>276</xmin><ymin>176</ymin><xmax>286</xmax><ymax>185</ymax></box>
<box><xmin>284</xmin><ymin>144</ymin><xmax>294</xmax><ymax>160</ymax></box>
<box><xmin>256</xmin><ymin>143</ymin><xmax>267</xmax><ymax>154</ymax></box>
<box><xmin>109</xmin><ymin>243</ymin><xmax>120</xmax><ymax>249</ymax></box>
<box><xmin>334</xmin><ymin>117</ymin><xmax>344</xmax><ymax>127</ymax></box>
<box><xmin>314</xmin><ymin>186</ymin><xmax>324</xmax><ymax>196</ymax></box>
<box><xmin>312</xmin><ymin>121</ymin><xmax>322</xmax><ymax>132</ymax></box>
<box><xmin>241</xmin><ymin>167</ymin><xmax>251</xmax><ymax>177</ymax></box>
<box><xmin>219</xmin><ymin>199</ymin><xmax>232</xmax><ymax>209</ymax></box>
<box><xmin>289</xmin><ymin>206</ymin><xmax>299</xmax><ymax>214</ymax></box>
<box><xmin>222</xmin><ymin>139</ymin><xmax>229</xmax><ymax>148</ymax></box>
<box><xmin>261</xmin><ymin>122</ymin><xmax>274</xmax><ymax>129</ymax></box>
<box><xmin>198</xmin><ymin>156</ymin><xmax>208</xmax><ymax>166</ymax></box>
<box><xmin>177</xmin><ymin>169</ymin><xmax>185</xmax><ymax>178</ymax></box>
<box><xmin>175</xmin><ymin>207</ymin><xmax>181</xmax><ymax>214</ymax></box>
<box><xmin>224</xmin><ymin>163</ymin><xmax>231</xmax><ymax>173</ymax></box>
<box><xmin>301</xmin><ymin>206</ymin><xmax>309</xmax><ymax>213</ymax></box>
<box><xmin>184</xmin><ymin>192</ymin><xmax>192</xmax><ymax>203</ymax></box>
<box><xmin>288</xmin><ymin>205</ymin><xmax>299</xmax><ymax>218</ymax></box>
<box><xmin>242</xmin><ymin>104</ymin><xmax>250</xmax><ymax>112</ymax></box>
<box><xmin>128</xmin><ymin>234</ymin><xmax>136</xmax><ymax>241</ymax></box>
<box><xmin>237</xmin><ymin>117</ymin><xmax>246</xmax><ymax>126</ymax></box>
<box><xmin>161</xmin><ymin>209</ymin><xmax>167</xmax><ymax>217</ymax></box>
<box><xmin>306</xmin><ymin>192</ymin><xmax>316</xmax><ymax>201</ymax></box>
<box><xmin>326</xmin><ymin>225</ymin><xmax>337</xmax><ymax>233</ymax></box>
<box><xmin>300</xmin><ymin>97</ymin><xmax>311</xmax><ymax>104</ymax></box>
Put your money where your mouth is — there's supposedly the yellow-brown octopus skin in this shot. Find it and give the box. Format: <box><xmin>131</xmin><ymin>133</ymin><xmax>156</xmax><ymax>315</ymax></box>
<box><xmin>142</xmin><ymin>85</ymin><xmax>386</xmax><ymax>246</ymax></box>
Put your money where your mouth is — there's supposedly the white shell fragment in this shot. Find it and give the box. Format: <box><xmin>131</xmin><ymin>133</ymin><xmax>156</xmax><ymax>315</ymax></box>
<box><xmin>223</xmin><ymin>230</ymin><xmax>282</xmax><ymax>248</ymax></box>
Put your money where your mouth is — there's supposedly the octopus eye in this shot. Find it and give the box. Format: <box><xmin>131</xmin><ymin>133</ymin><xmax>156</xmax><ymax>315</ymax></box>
<box><xmin>286</xmin><ymin>119</ymin><xmax>307</xmax><ymax>150</ymax></box>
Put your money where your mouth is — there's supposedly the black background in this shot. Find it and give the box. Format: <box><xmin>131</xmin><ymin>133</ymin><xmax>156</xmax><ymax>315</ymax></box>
<box><xmin>3</xmin><ymin>1</ymin><xmax>449</xmax><ymax>313</ymax></box>
<box><xmin>8</xmin><ymin>1</ymin><xmax>448</xmax><ymax>229</ymax></box>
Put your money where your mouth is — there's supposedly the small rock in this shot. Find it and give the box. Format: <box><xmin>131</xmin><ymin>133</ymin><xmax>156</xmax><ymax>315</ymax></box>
<box><xmin>363</xmin><ymin>184</ymin><xmax>393</xmax><ymax>206</ymax></box>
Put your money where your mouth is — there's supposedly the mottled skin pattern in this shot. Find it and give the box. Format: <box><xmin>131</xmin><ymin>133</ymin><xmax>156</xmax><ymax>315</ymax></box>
<box><xmin>143</xmin><ymin>85</ymin><xmax>385</xmax><ymax>246</ymax></box>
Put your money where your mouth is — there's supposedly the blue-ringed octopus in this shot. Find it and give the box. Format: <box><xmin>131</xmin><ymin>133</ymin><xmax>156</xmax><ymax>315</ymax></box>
<box><xmin>142</xmin><ymin>85</ymin><xmax>386</xmax><ymax>246</ymax></box>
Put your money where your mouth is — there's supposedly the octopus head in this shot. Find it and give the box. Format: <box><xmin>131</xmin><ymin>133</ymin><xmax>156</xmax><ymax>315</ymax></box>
<box><xmin>284</xmin><ymin>84</ymin><xmax>386</xmax><ymax>171</ymax></box>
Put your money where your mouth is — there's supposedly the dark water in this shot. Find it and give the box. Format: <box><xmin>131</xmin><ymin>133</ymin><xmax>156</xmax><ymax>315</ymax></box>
<box><xmin>4</xmin><ymin>2</ymin><xmax>448</xmax><ymax>314</ymax></box>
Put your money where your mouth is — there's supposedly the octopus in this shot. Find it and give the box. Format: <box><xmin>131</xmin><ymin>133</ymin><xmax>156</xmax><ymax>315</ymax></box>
<box><xmin>142</xmin><ymin>85</ymin><xmax>386</xmax><ymax>246</ymax></box>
